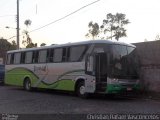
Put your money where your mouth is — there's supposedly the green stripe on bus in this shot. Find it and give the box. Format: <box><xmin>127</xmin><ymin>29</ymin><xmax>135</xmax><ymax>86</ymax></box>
<box><xmin>38</xmin><ymin>79</ymin><xmax>76</xmax><ymax>91</ymax></box>
<box><xmin>5</xmin><ymin>67</ymin><xmax>38</xmax><ymax>86</ymax></box>
<box><xmin>5</xmin><ymin>68</ymin><xmax>77</xmax><ymax>91</ymax></box>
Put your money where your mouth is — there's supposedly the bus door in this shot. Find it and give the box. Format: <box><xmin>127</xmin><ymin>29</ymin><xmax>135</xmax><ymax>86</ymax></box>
<box><xmin>85</xmin><ymin>54</ymin><xmax>97</xmax><ymax>93</ymax></box>
<box><xmin>95</xmin><ymin>53</ymin><xmax>108</xmax><ymax>92</ymax></box>
<box><xmin>85</xmin><ymin>53</ymin><xmax>108</xmax><ymax>93</ymax></box>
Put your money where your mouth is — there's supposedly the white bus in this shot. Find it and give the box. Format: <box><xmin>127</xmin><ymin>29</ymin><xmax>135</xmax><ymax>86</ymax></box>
<box><xmin>5</xmin><ymin>40</ymin><xmax>140</xmax><ymax>98</ymax></box>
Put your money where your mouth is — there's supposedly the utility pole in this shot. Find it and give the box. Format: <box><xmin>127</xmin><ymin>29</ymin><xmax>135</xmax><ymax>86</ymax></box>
<box><xmin>17</xmin><ymin>0</ymin><xmax>20</xmax><ymax>49</ymax></box>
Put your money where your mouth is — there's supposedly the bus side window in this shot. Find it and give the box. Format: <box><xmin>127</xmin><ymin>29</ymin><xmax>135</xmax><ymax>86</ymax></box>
<box><xmin>7</xmin><ymin>54</ymin><xmax>11</xmax><ymax>64</ymax></box>
<box><xmin>39</xmin><ymin>50</ymin><xmax>47</xmax><ymax>63</ymax></box>
<box><xmin>54</xmin><ymin>48</ymin><xmax>63</xmax><ymax>63</ymax></box>
<box><xmin>66</xmin><ymin>47</ymin><xmax>70</xmax><ymax>62</ymax></box>
<box><xmin>32</xmin><ymin>51</ymin><xmax>39</xmax><ymax>63</ymax></box>
<box><xmin>46</xmin><ymin>49</ymin><xmax>50</xmax><ymax>62</ymax></box>
<box><xmin>69</xmin><ymin>45</ymin><xmax>86</xmax><ymax>62</ymax></box>
<box><xmin>62</xmin><ymin>48</ymin><xmax>68</xmax><ymax>62</ymax></box>
<box><xmin>14</xmin><ymin>52</ymin><xmax>21</xmax><ymax>64</ymax></box>
<box><xmin>49</xmin><ymin>49</ymin><xmax>54</xmax><ymax>62</ymax></box>
<box><xmin>10</xmin><ymin>53</ymin><xmax>14</xmax><ymax>64</ymax></box>
<box><xmin>25</xmin><ymin>51</ymin><xmax>32</xmax><ymax>64</ymax></box>
<box><xmin>20</xmin><ymin>52</ymin><xmax>26</xmax><ymax>64</ymax></box>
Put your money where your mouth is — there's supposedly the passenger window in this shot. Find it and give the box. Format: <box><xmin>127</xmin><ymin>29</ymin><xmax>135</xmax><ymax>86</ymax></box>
<box><xmin>20</xmin><ymin>52</ymin><xmax>26</xmax><ymax>64</ymax></box>
<box><xmin>49</xmin><ymin>49</ymin><xmax>54</xmax><ymax>62</ymax></box>
<box><xmin>69</xmin><ymin>46</ymin><xmax>86</xmax><ymax>62</ymax></box>
<box><xmin>32</xmin><ymin>51</ymin><xmax>39</xmax><ymax>63</ymax></box>
<box><xmin>10</xmin><ymin>54</ymin><xmax>14</xmax><ymax>64</ymax></box>
<box><xmin>39</xmin><ymin>50</ymin><xmax>47</xmax><ymax>63</ymax></box>
<box><xmin>7</xmin><ymin>54</ymin><xmax>11</xmax><ymax>64</ymax></box>
<box><xmin>14</xmin><ymin>52</ymin><xmax>21</xmax><ymax>64</ymax></box>
<box><xmin>25</xmin><ymin>51</ymin><xmax>32</xmax><ymax>64</ymax></box>
<box><xmin>54</xmin><ymin>48</ymin><xmax>63</xmax><ymax>62</ymax></box>
<box><xmin>62</xmin><ymin>48</ymin><xmax>68</xmax><ymax>62</ymax></box>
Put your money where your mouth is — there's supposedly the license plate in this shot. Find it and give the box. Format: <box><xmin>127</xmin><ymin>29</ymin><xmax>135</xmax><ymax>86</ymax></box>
<box><xmin>127</xmin><ymin>87</ymin><xmax>132</xmax><ymax>91</ymax></box>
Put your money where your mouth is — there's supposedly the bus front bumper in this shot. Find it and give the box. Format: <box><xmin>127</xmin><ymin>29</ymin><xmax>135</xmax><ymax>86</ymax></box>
<box><xmin>106</xmin><ymin>84</ymin><xmax>141</xmax><ymax>94</ymax></box>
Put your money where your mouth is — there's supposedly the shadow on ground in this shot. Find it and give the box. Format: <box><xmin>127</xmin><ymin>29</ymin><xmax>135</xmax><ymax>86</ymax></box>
<box><xmin>8</xmin><ymin>86</ymin><xmax>143</xmax><ymax>102</ymax></box>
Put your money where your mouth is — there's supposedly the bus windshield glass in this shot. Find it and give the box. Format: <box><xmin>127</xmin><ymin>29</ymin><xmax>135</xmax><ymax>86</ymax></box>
<box><xmin>110</xmin><ymin>45</ymin><xmax>138</xmax><ymax>79</ymax></box>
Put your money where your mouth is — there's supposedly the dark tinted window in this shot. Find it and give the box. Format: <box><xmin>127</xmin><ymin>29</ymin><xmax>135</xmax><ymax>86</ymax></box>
<box><xmin>39</xmin><ymin>50</ymin><xmax>47</xmax><ymax>63</ymax></box>
<box><xmin>25</xmin><ymin>51</ymin><xmax>32</xmax><ymax>64</ymax></box>
<box><xmin>20</xmin><ymin>52</ymin><xmax>26</xmax><ymax>64</ymax></box>
<box><xmin>127</xmin><ymin>46</ymin><xmax>135</xmax><ymax>54</ymax></box>
<box><xmin>7</xmin><ymin>54</ymin><xmax>11</xmax><ymax>64</ymax></box>
<box><xmin>48</xmin><ymin>49</ymin><xmax>54</xmax><ymax>62</ymax></box>
<box><xmin>62</xmin><ymin>48</ymin><xmax>69</xmax><ymax>62</ymax></box>
<box><xmin>10</xmin><ymin>54</ymin><xmax>14</xmax><ymax>64</ymax></box>
<box><xmin>54</xmin><ymin>48</ymin><xmax>63</xmax><ymax>62</ymax></box>
<box><xmin>69</xmin><ymin>46</ymin><xmax>86</xmax><ymax>62</ymax></box>
<box><xmin>32</xmin><ymin>51</ymin><xmax>39</xmax><ymax>63</ymax></box>
<box><xmin>110</xmin><ymin>45</ymin><xmax>138</xmax><ymax>78</ymax></box>
<box><xmin>112</xmin><ymin>45</ymin><xmax>127</xmax><ymax>60</ymax></box>
<box><xmin>14</xmin><ymin>52</ymin><xmax>21</xmax><ymax>64</ymax></box>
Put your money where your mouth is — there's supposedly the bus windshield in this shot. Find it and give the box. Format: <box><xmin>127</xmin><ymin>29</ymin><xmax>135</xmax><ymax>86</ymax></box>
<box><xmin>110</xmin><ymin>45</ymin><xmax>138</xmax><ymax>79</ymax></box>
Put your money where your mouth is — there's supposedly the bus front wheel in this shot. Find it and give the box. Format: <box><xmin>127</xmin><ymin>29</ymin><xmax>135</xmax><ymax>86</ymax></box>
<box><xmin>23</xmin><ymin>78</ymin><xmax>32</xmax><ymax>91</ymax></box>
<box><xmin>76</xmin><ymin>81</ymin><xmax>89</xmax><ymax>98</ymax></box>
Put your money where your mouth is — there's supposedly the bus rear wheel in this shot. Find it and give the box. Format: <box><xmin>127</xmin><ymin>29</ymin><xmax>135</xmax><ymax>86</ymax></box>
<box><xmin>76</xmin><ymin>81</ymin><xmax>89</xmax><ymax>98</ymax></box>
<box><xmin>23</xmin><ymin>78</ymin><xmax>32</xmax><ymax>91</ymax></box>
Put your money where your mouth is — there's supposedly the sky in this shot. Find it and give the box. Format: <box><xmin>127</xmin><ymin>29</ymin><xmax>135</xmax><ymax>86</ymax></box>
<box><xmin>0</xmin><ymin>0</ymin><xmax>160</xmax><ymax>47</ymax></box>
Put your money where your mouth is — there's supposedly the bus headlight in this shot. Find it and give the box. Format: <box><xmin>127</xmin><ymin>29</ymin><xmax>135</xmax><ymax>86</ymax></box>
<box><xmin>108</xmin><ymin>78</ymin><xmax>119</xmax><ymax>84</ymax></box>
<box><xmin>112</xmin><ymin>78</ymin><xmax>119</xmax><ymax>83</ymax></box>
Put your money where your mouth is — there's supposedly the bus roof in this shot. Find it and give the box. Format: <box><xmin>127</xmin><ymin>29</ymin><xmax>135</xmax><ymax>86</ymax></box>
<box><xmin>7</xmin><ymin>40</ymin><xmax>135</xmax><ymax>53</ymax></box>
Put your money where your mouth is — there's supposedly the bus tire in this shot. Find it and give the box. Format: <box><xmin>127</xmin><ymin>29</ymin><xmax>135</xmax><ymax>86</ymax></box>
<box><xmin>23</xmin><ymin>78</ymin><xmax>32</xmax><ymax>91</ymax></box>
<box><xmin>76</xmin><ymin>81</ymin><xmax>89</xmax><ymax>98</ymax></box>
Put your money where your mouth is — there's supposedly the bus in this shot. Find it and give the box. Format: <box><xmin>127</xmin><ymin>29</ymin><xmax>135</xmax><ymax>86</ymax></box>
<box><xmin>5</xmin><ymin>40</ymin><xmax>140</xmax><ymax>98</ymax></box>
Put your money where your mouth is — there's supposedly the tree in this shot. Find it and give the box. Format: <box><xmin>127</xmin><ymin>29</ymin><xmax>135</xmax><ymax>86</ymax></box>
<box><xmin>10</xmin><ymin>40</ymin><xmax>17</xmax><ymax>50</ymax></box>
<box><xmin>24</xmin><ymin>19</ymin><xmax>32</xmax><ymax>28</ymax></box>
<box><xmin>155</xmin><ymin>34</ymin><xmax>160</xmax><ymax>40</ymax></box>
<box><xmin>0</xmin><ymin>38</ymin><xmax>16</xmax><ymax>63</ymax></box>
<box><xmin>22</xmin><ymin>30</ymin><xmax>32</xmax><ymax>46</ymax></box>
<box><xmin>85</xmin><ymin>21</ymin><xmax>100</xmax><ymax>39</ymax></box>
<box><xmin>0</xmin><ymin>38</ymin><xmax>16</xmax><ymax>50</ymax></box>
<box><xmin>22</xmin><ymin>19</ymin><xmax>37</xmax><ymax>48</ymax></box>
<box><xmin>101</xmin><ymin>13</ymin><xmax>130</xmax><ymax>41</ymax></box>
<box><xmin>26</xmin><ymin>43</ymin><xmax>37</xmax><ymax>48</ymax></box>
<box><xmin>86</xmin><ymin>13</ymin><xmax>130</xmax><ymax>41</ymax></box>
<box><xmin>40</xmin><ymin>43</ymin><xmax>46</xmax><ymax>46</ymax></box>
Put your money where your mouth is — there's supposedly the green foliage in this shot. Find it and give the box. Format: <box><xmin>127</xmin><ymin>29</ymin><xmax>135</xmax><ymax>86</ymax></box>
<box><xmin>155</xmin><ymin>34</ymin><xmax>160</xmax><ymax>41</ymax></box>
<box><xmin>86</xmin><ymin>13</ymin><xmax>130</xmax><ymax>41</ymax></box>
<box><xmin>101</xmin><ymin>13</ymin><xmax>130</xmax><ymax>40</ymax></box>
<box><xmin>22</xmin><ymin>30</ymin><xmax>32</xmax><ymax>46</ymax></box>
<box><xmin>40</xmin><ymin>43</ymin><xmax>46</xmax><ymax>46</ymax></box>
<box><xmin>85</xmin><ymin>21</ymin><xmax>100</xmax><ymax>39</ymax></box>
<box><xmin>10</xmin><ymin>40</ymin><xmax>17</xmax><ymax>50</ymax></box>
<box><xmin>24</xmin><ymin>19</ymin><xmax>32</xmax><ymax>28</ymax></box>
<box><xmin>0</xmin><ymin>38</ymin><xmax>16</xmax><ymax>50</ymax></box>
<box><xmin>26</xmin><ymin>43</ymin><xmax>37</xmax><ymax>48</ymax></box>
<box><xmin>22</xmin><ymin>19</ymin><xmax>37</xmax><ymax>48</ymax></box>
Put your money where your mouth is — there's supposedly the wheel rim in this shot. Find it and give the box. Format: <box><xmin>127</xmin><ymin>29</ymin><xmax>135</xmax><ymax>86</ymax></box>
<box><xmin>79</xmin><ymin>85</ymin><xmax>85</xmax><ymax>95</ymax></box>
<box><xmin>25</xmin><ymin>81</ymin><xmax>31</xmax><ymax>90</ymax></box>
